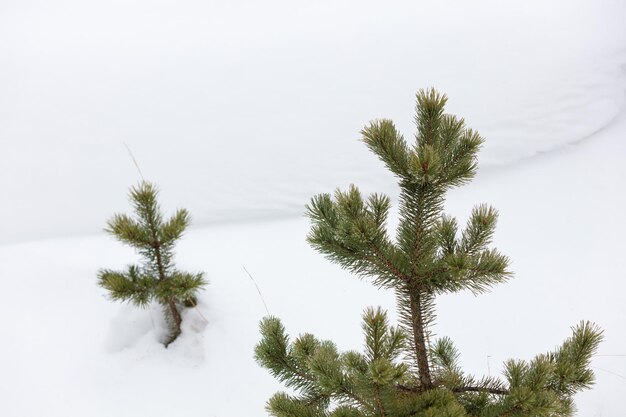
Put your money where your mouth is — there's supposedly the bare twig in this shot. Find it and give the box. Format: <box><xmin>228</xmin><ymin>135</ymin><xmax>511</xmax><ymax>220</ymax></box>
<box><xmin>397</xmin><ymin>383</ymin><xmax>509</xmax><ymax>396</ymax></box>
<box><xmin>243</xmin><ymin>265</ymin><xmax>270</xmax><ymax>315</ymax></box>
<box><xmin>186</xmin><ymin>297</ymin><xmax>209</xmax><ymax>325</ymax></box>
<box><xmin>451</xmin><ymin>386</ymin><xmax>509</xmax><ymax>395</ymax></box>
<box><xmin>123</xmin><ymin>142</ymin><xmax>146</xmax><ymax>181</ymax></box>
<box><xmin>592</xmin><ymin>366</ymin><xmax>626</xmax><ymax>381</ymax></box>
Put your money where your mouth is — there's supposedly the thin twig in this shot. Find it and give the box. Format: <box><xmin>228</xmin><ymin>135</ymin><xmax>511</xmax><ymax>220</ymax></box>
<box><xmin>186</xmin><ymin>297</ymin><xmax>209</xmax><ymax>325</ymax></box>
<box><xmin>242</xmin><ymin>265</ymin><xmax>270</xmax><ymax>315</ymax></box>
<box><xmin>451</xmin><ymin>386</ymin><xmax>509</xmax><ymax>395</ymax></box>
<box><xmin>592</xmin><ymin>366</ymin><xmax>626</xmax><ymax>381</ymax></box>
<box><xmin>123</xmin><ymin>142</ymin><xmax>146</xmax><ymax>181</ymax></box>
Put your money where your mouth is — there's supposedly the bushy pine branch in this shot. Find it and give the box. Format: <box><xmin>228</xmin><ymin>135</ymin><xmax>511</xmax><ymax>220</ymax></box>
<box><xmin>98</xmin><ymin>265</ymin><xmax>153</xmax><ymax>306</ymax></box>
<box><xmin>306</xmin><ymin>186</ymin><xmax>408</xmax><ymax>290</ymax></box>
<box><xmin>256</xmin><ymin>308</ymin><xmax>469</xmax><ymax>417</ymax></box>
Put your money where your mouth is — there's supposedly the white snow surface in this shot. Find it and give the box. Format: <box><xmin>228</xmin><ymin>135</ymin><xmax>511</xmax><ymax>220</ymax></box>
<box><xmin>1</xmin><ymin>97</ymin><xmax>626</xmax><ymax>417</ymax></box>
<box><xmin>1</xmin><ymin>1</ymin><xmax>626</xmax><ymax>416</ymax></box>
<box><xmin>1</xmin><ymin>0</ymin><xmax>625</xmax><ymax>244</ymax></box>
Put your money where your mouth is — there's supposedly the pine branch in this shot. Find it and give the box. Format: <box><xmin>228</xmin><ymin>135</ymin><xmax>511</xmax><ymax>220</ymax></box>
<box><xmin>363</xmin><ymin>242</ymin><xmax>411</xmax><ymax>285</ymax></box>
<box><xmin>307</xmin><ymin>189</ymin><xmax>411</xmax><ymax>287</ymax></box>
<box><xmin>438</xmin><ymin>128</ymin><xmax>483</xmax><ymax>188</ymax></box>
<box><xmin>98</xmin><ymin>265</ymin><xmax>152</xmax><ymax>306</ymax></box>
<box><xmin>361</xmin><ymin>120</ymin><xmax>412</xmax><ymax>180</ymax></box>
<box><xmin>451</xmin><ymin>386</ymin><xmax>509</xmax><ymax>395</ymax></box>
<box><xmin>435</xmin><ymin>215</ymin><xmax>458</xmax><ymax>256</ymax></box>
<box><xmin>255</xmin><ymin>317</ymin><xmax>323</xmax><ymax>398</ymax></box>
<box><xmin>329</xmin><ymin>406</ymin><xmax>366</xmax><ymax>417</ymax></box>
<box><xmin>159</xmin><ymin>208</ymin><xmax>190</xmax><ymax>245</ymax></box>
<box><xmin>309</xmin><ymin>344</ymin><xmax>374</xmax><ymax>412</ymax></box>
<box><xmin>266</xmin><ymin>393</ymin><xmax>323</xmax><ymax>417</ymax></box>
<box><xmin>105</xmin><ymin>214</ymin><xmax>151</xmax><ymax>248</ymax></box>
<box><xmin>460</xmin><ymin>204</ymin><xmax>499</xmax><ymax>255</ymax></box>
<box><xmin>430</xmin><ymin>336</ymin><xmax>461</xmax><ymax>373</ymax></box>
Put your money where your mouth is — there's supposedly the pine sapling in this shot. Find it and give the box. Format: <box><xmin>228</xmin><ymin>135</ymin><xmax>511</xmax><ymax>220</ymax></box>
<box><xmin>255</xmin><ymin>89</ymin><xmax>602</xmax><ymax>416</ymax></box>
<box><xmin>98</xmin><ymin>181</ymin><xmax>206</xmax><ymax>346</ymax></box>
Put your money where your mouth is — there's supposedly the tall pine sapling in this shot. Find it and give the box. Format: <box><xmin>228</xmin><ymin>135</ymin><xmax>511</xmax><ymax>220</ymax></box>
<box><xmin>255</xmin><ymin>89</ymin><xmax>602</xmax><ymax>416</ymax></box>
<box><xmin>98</xmin><ymin>181</ymin><xmax>206</xmax><ymax>346</ymax></box>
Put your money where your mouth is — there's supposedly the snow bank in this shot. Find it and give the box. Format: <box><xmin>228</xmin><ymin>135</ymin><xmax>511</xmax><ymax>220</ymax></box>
<box><xmin>1</xmin><ymin>0</ymin><xmax>625</xmax><ymax>243</ymax></box>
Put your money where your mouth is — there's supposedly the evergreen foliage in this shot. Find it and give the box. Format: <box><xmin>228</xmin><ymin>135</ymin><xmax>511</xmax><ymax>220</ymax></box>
<box><xmin>255</xmin><ymin>89</ymin><xmax>602</xmax><ymax>416</ymax></box>
<box><xmin>98</xmin><ymin>181</ymin><xmax>206</xmax><ymax>346</ymax></box>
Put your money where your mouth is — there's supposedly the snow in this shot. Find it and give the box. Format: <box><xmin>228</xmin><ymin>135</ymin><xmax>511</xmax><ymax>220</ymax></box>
<box><xmin>1</xmin><ymin>1</ymin><xmax>625</xmax><ymax>416</ymax></box>
<box><xmin>1</xmin><ymin>105</ymin><xmax>625</xmax><ymax>416</ymax></box>
<box><xmin>1</xmin><ymin>0</ymin><xmax>625</xmax><ymax>244</ymax></box>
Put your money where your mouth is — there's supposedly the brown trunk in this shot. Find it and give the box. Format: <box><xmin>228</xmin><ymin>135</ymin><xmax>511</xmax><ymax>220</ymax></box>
<box><xmin>409</xmin><ymin>290</ymin><xmax>432</xmax><ymax>389</ymax></box>
<box><xmin>152</xmin><ymin>229</ymin><xmax>182</xmax><ymax>347</ymax></box>
<box><xmin>165</xmin><ymin>298</ymin><xmax>182</xmax><ymax>347</ymax></box>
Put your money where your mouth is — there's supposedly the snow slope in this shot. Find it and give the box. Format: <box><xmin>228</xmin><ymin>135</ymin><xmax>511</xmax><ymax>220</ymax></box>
<box><xmin>1</xmin><ymin>0</ymin><xmax>625</xmax><ymax>244</ymax></box>
<box><xmin>1</xmin><ymin>101</ymin><xmax>625</xmax><ymax>416</ymax></box>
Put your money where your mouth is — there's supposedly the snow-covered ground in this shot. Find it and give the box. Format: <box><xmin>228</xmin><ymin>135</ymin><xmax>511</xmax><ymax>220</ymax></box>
<box><xmin>1</xmin><ymin>1</ymin><xmax>625</xmax><ymax>416</ymax></box>
<box><xmin>1</xmin><ymin>102</ymin><xmax>625</xmax><ymax>417</ymax></box>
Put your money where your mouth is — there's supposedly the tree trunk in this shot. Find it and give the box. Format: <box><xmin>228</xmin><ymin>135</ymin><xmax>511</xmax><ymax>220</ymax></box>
<box><xmin>409</xmin><ymin>290</ymin><xmax>433</xmax><ymax>389</ymax></box>
<box><xmin>164</xmin><ymin>298</ymin><xmax>182</xmax><ymax>347</ymax></box>
<box><xmin>152</xmin><ymin>232</ymin><xmax>183</xmax><ymax>347</ymax></box>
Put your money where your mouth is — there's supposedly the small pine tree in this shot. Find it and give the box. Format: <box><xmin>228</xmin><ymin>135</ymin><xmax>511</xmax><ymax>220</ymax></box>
<box><xmin>255</xmin><ymin>89</ymin><xmax>602</xmax><ymax>416</ymax></box>
<box><xmin>98</xmin><ymin>181</ymin><xmax>206</xmax><ymax>346</ymax></box>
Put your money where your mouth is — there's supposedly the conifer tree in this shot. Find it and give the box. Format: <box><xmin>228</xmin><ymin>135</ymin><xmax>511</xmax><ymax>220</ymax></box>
<box><xmin>255</xmin><ymin>89</ymin><xmax>602</xmax><ymax>416</ymax></box>
<box><xmin>98</xmin><ymin>181</ymin><xmax>206</xmax><ymax>346</ymax></box>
